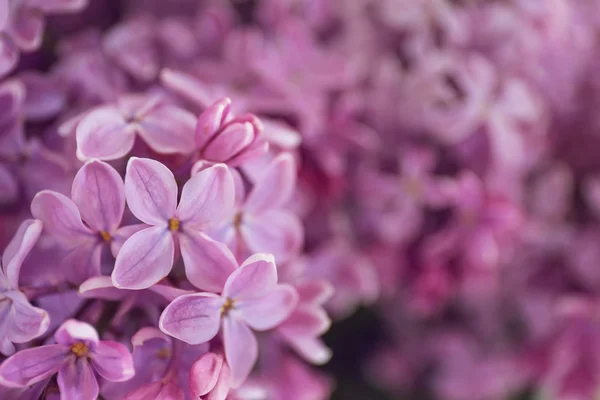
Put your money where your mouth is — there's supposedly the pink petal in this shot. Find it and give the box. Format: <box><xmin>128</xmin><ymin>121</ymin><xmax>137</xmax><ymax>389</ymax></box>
<box><xmin>278</xmin><ymin>307</ymin><xmax>331</xmax><ymax>338</ymax></box>
<box><xmin>286</xmin><ymin>337</ymin><xmax>332</xmax><ymax>365</ymax></box>
<box><xmin>28</xmin><ymin>0</ymin><xmax>88</xmax><ymax>13</ymax></box>
<box><xmin>0</xmin><ymin>37</ymin><xmax>18</xmax><ymax>77</ymax></box>
<box><xmin>61</xmin><ymin>241</ymin><xmax>103</xmax><ymax>285</ymax></box>
<box><xmin>179</xmin><ymin>230</ymin><xmax>238</xmax><ymax>292</ymax></box>
<box><xmin>203</xmin><ymin>121</ymin><xmax>255</xmax><ymax>162</ymax></box>
<box><xmin>90</xmin><ymin>341</ymin><xmax>134</xmax><ymax>382</ymax></box>
<box><xmin>112</xmin><ymin>226</ymin><xmax>175</xmax><ymax>290</ymax></box>
<box><xmin>0</xmin><ymin>344</ymin><xmax>68</xmax><ymax>387</ymax></box>
<box><xmin>2</xmin><ymin>219</ymin><xmax>42</xmax><ymax>289</ymax></box>
<box><xmin>0</xmin><ymin>0</ymin><xmax>7</xmax><ymax>30</ymax></box>
<box><xmin>237</xmin><ymin>285</ymin><xmax>298</xmax><ymax>331</ymax></box>
<box><xmin>8</xmin><ymin>5</ymin><xmax>44</xmax><ymax>51</ymax></box>
<box><xmin>223</xmin><ymin>317</ymin><xmax>257</xmax><ymax>388</ymax></box>
<box><xmin>156</xmin><ymin>381</ymin><xmax>185</xmax><ymax>400</ymax></box>
<box><xmin>223</xmin><ymin>253</ymin><xmax>277</xmax><ymax>300</ymax></box>
<box><xmin>177</xmin><ymin>164</ymin><xmax>235</xmax><ymax>229</ymax></box>
<box><xmin>20</xmin><ymin>72</ymin><xmax>65</xmax><ymax>121</ymax></box>
<box><xmin>30</xmin><ymin>191</ymin><xmax>93</xmax><ymax>246</ymax></box>
<box><xmin>159</xmin><ymin>293</ymin><xmax>223</xmax><ymax>345</ymax></box>
<box><xmin>244</xmin><ymin>153</ymin><xmax>296</xmax><ymax>214</ymax></box>
<box><xmin>195</xmin><ymin>98</ymin><xmax>231</xmax><ymax>149</ymax></box>
<box><xmin>205</xmin><ymin>360</ymin><xmax>231</xmax><ymax>400</ymax></box>
<box><xmin>0</xmin><ymin>163</ymin><xmax>17</xmax><ymax>205</ymax></box>
<box><xmin>160</xmin><ymin>68</ymin><xmax>221</xmax><ymax>109</ymax></box>
<box><xmin>54</xmin><ymin>319</ymin><xmax>99</xmax><ymax>346</ymax></box>
<box><xmin>122</xmin><ymin>382</ymin><xmax>163</xmax><ymax>400</ymax></box>
<box><xmin>78</xmin><ymin>276</ymin><xmax>126</xmax><ymax>301</ymax></box>
<box><xmin>71</xmin><ymin>160</ymin><xmax>125</xmax><ymax>233</ymax></box>
<box><xmin>57</xmin><ymin>359</ymin><xmax>99</xmax><ymax>400</ymax></box>
<box><xmin>240</xmin><ymin>210</ymin><xmax>303</xmax><ymax>263</ymax></box>
<box><xmin>76</xmin><ymin>106</ymin><xmax>134</xmax><ymax>161</ymax></box>
<box><xmin>137</xmin><ymin>104</ymin><xmax>196</xmax><ymax>154</ymax></box>
<box><xmin>111</xmin><ymin>223</ymin><xmax>148</xmax><ymax>257</ymax></box>
<box><xmin>5</xmin><ymin>291</ymin><xmax>49</xmax><ymax>343</ymax></box>
<box><xmin>189</xmin><ymin>352</ymin><xmax>223</xmax><ymax>397</ymax></box>
<box><xmin>125</xmin><ymin>157</ymin><xmax>177</xmax><ymax>225</ymax></box>
<box><xmin>296</xmin><ymin>280</ymin><xmax>334</xmax><ymax>305</ymax></box>
<box><xmin>131</xmin><ymin>326</ymin><xmax>170</xmax><ymax>349</ymax></box>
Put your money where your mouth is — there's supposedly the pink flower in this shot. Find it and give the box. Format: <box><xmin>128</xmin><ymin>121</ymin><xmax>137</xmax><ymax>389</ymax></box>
<box><xmin>111</xmin><ymin>157</ymin><xmax>236</xmax><ymax>290</ymax></box>
<box><xmin>193</xmin><ymin>97</ymin><xmax>268</xmax><ymax>167</ymax></box>
<box><xmin>159</xmin><ymin>253</ymin><xmax>298</xmax><ymax>387</ymax></box>
<box><xmin>0</xmin><ymin>319</ymin><xmax>134</xmax><ymax>400</ymax></box>
<box><xmin>209</xmin><ymin>153</ymin><xmax>303</xmax><ymax>263</ymax></box>
<box><xmin>0</xmin><ymin>219</ymin><xmax>49</xmax><ymax>355</ymax></box>
<box><xmin>75</xmin><ymin>94</ymin><xmax>196</xmax><ymax>161</ymax></box>
<box><xmin>31</xmin><ymin>160</ymin><xmax>134</xmax><ymax>284</ymax></box>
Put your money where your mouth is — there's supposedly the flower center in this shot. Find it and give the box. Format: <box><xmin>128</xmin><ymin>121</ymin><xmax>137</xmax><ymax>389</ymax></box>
<box><xmin>156</xmin><ymin>348</ymin><xmax>171</xmax><ymax>360</ymax></box>
<box><xmin>70</xmin><ymin>342</ymin><xmax>89</xmax><ymax>358</ymax></box>
<box><xmin>220</xmin><ymin>298</ymin><xmax>235</xmax><ymax>316</ymax></box>
<box><xmin>233</xmin><ymin>212</ymin><xmax>243</xmax><ymax>228</ymax></box>
<box><xmin>99</xmin><ymin>231</ymin><xmax>112</xmax><ymax>242</ymax></box>
<box><xmin>168</xmin><ymin>218</ymin><xmax>180</xmax><ymax>231</ymax></box>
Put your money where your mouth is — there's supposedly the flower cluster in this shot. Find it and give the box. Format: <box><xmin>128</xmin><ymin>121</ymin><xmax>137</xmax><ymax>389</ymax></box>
<box><xmin>0</xmin><ymin>0</ymin><xmax>599</xmax><ymax>399</ymax></box>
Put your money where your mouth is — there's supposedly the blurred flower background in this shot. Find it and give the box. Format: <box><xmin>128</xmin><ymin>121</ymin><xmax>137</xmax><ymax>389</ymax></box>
<box><xmin>1</xmin><ymin>0</ymin><xmax>600</xmax><ymax>399</ymax></box>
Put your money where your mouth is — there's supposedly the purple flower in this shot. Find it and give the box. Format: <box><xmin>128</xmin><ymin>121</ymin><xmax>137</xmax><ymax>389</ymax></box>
<box><xmin>0</xmin><ymin>319</ymin><xmax>134</xmax><ymax>399</ymax></box>
<box><xmin>193</xmin><ymin>97</ymin><xmax>268</xmax><ymax>167</ymax></box>
<box><xmin>111</xmin><ymin>157</ymin><xmax>236</xmax><ymax>290</ymax></box>
<box><xmin>0</xmin><ymin>219</ymin><xmax>49</xmax><ymax>355</ymax></box>
<box><xmin>209</xmin><ymin>153</ymin><xmax>303</xmax><ymax>263</ymax></box>
<box><xmin>31</xmin><ymin>159</ymin><xmax>133</xmax><ymax>284</ymax></box>
<box><xmin>75</xmin><ymin>94</ymin><xmax>196</xmax><ymax>161</ymax></box>
<box><xmin>159</xmin><ymin>253</ymin><xmax>298</xmax><ymax>387</ymax></box>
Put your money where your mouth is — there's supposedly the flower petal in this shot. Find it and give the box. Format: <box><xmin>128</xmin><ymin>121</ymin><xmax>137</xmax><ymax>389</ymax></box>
<box><xmin>159</xmin><ymin>293</ymin><xmax>223</xmax><ymax>345</ymax></box>
<box><xmin>206</xmin><ymin>360</ymin><xmax>231</xmax><ymax>400</ymax></box>
<box><xmin>137</xmin><ymin>104</ymin><xmax>196</xmax><ymax>154</ymax></box>
<box><xmin>76</xmin><ymin>106</ymin><xmax>133</xmax><ymax>161</ymax></box>
<box><xmin>237</xmin><ymin>285</ymin><xmax>298</xmax><ymax>331</ymax></box>
<box><xmin>54</xmin><ymin>319</ymin><xmax>99</xmax><ymax>346</ymax></box>
<box><xmin>79</xmin><ymin>276</ymin><xmax>126</xmax><ymax>301</ymax></box>
<box><xmin>2</xmin><ymin>219</ymin><xmax>42</xmax><ymax>289</ymax></box>
<box><xmin>241</xmin><ymin>210</ymin><xmax>303</xmax><ymax>263</ymax></box>
<box><xmin>5</xmin><ymin>291</ymin><xmax>49</xmax><ymax>343</ymax></box>
<box><xmin>0</xmin><ymin>37</ymin><xmax>18</xmax><ymax>77</ymax></box>
<box><xmin>0</xmin><ymin>344</ymin><xmax>68</xmax><ymax>387</ymax></box>
<box><xmin>8</xmin><ymin>5</ymin><xmax>44</xmax><ymax>51</ymax></box>
<box><xmin>195</xmin><ymin>98</ymin><xmax>231</xmax><ymax>149</ymax></box>
<box><xmin>61</xmin><ymin>241</ymin><xmax>103</xmax><ymax>285</ymax></box>
<box><xmin>180</xmin><ymin>230</ymin><xmax>238</xmax><ymax>292</ymax></box>
<box><xmin>30</xmin><ymin>190</ymin><xmax>94</xmax><ymax>247</ymax></box>
<box><xmin>57</xmin><ymin>359</ymin><xmax>99</xmax><ymax>400</ymax></box>
<box><xmin>110</xmin><ymin>223</ymin><xmax>148</xmax><ymax>257</ymax></box>
<box><xmin>223</xmin><ymin>253</ymin><xmax>277</xmax><ymax>300</ymax></box>
<box><xmin>278</xmin><ymin>307</ymin><xmax>331</xmax><ymax>338</ymax></box>
<box><xmin>90</xmin><ymin>341</ymin><xmax>134</xmax><ymax>382</ymax></box>
<box><xmin>177</xmin><ymin>163</ymin><xmax>235</xmax><ymax>229</ymax></box>
<box><xmin>203</xmin><ymin>121</ymin><xmax>255</xmax><ymax>162</ymax></box>
<box><xmin>125</xmin><ymin>157</ymin><xmax>177</xmax><ymax>225</ymax></box>
<box><xmin>71</xmin><ymin>159</ymin><xmax>125</xmax><ymax>233</ymax></box>
<box><xmin>189</xmin><ymin>352</ymin><xmax>223</xmax><ymax>397</ymax></box>
<box><xmin>0</xmin><ymin>163</ymin><xmax>17</xmax><ymax>205</ymax></box>
<box><xmin>112</xmin><ymin>226</ymin><xmax>175</xmax><ymax>290</ymax></box>
<box><xmin>244</xmin><ymin>153</ymin><xmax>296</xmax><ymax>215</ymax></box>
<box><xmin>25</xmin><ymin>0</ymin><xmax>88</xmax><ymax>14</ymax></box>
<box><xmin>20</xmin><ymin>72</ymin><xmax>65</xmax><ymax>121</ymax></box>
<box><xmin>223</xmin><ymin>317</ymin><xmax>257</xmax><ymax>388</ymax></box>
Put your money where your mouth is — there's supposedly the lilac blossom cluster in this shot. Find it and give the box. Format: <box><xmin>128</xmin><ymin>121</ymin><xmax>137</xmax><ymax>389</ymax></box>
<box><xmin>0</xmin><ymin>0</ymin><xmax>598</xmax><ymax>399</ymax></box>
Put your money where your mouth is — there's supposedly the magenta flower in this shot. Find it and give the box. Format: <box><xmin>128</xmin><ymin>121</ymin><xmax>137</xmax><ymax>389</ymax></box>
<box><xmin>111</xmin><ymin>157</ymin><xmax>236</xmax><ymax>290</ymax></box>
<box><xmin>0</xmin><ymin>219</ymin><xmax>49</xmax><ymax>355</ymax></box>
<box><xmin>75</xmin><ymin>94</ymin><xmax>196</xmax><ymax>161</ymax></box>
<box><xmin>193</xmin><ymin>97</ymin><xmax>268</xmax><ymax>167</ymax></box>
<box><xmin>31</xmin><ymin>160</ymin><xmax>133</xmax><ymax>284</ymax></box>
<box><xmin>210</xmin><ymin>153</ymin><xmax>303</xmax><ymax>263</ymax></box>
<box><xmin>0</xmin><ymin>319</ymin><xmax>134</xmax><ymax>399</ymax></box>
<box><xmin>159</xmin><ymin>253</ymin><xmax>298</xmax><ymax>387</ymax></box>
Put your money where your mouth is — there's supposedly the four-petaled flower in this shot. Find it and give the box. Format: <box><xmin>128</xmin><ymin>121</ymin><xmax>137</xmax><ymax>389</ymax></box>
<box><xmin>160</xmin><ymin>253</ymin><xmax>298</xmax><ymax>387</ymax></box>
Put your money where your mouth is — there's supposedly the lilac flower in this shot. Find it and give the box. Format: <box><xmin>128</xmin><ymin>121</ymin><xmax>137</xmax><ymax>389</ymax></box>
<box><xmin>111</xmin><ymin>157</ymin><xmax>236</xmax><ymax>290</ymax></box>
<box><xmin>0</xmin><ymin>219</ymin><xmax>49</xmax><ymax>355</ymax></box>
<box><xmin>193</xmin><ymin>97</ymin><xmax>268</xmax><ymax>167</ymax></box>
<box><xmin>0</xmin><ymin>319</ymin><xmax>134</xmax><ymax>399</ymax></box>
<box><xmin>160</xmin><ymin>253</ymin><xmax>298</xmax><ymax>387</ymax></box>
<box><xmin>31</xmin><ymin>159</ymin><xmax>133</xmax><ymax>284</ymax></box>
<box><xmin>209</xmin><ymin>153</ymin><xmax>303</xmax><ymax>263</ymax></box>
<box><xmin>75</xmin><ymin>94</ymin><xmax>196</xmax><ymax>161</ymax></box>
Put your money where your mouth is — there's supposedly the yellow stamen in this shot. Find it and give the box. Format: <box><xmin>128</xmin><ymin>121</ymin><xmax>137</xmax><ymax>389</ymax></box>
<box><xmin>70</xmin><ymin>342</ymin><xmax>89</xmax><ymax>358</ymax></box>
<box><xmin>99</xmin><ymin>231</ymin><xmax>112</xmax><ymax>242</ymax></box>
<box><xmin>156</xmin><ymin>348</ymin><xmax>171</xmax><ymax>360</ymax></box>
<box><xmin>168</xmin><ymin>218</ymin><xmax>180</xmax><ymax>231</ymax></box>
<box><xmin>220</xmin><ymin>298</ymin><xmax>235</xmax><ymax>316</ymax></box>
